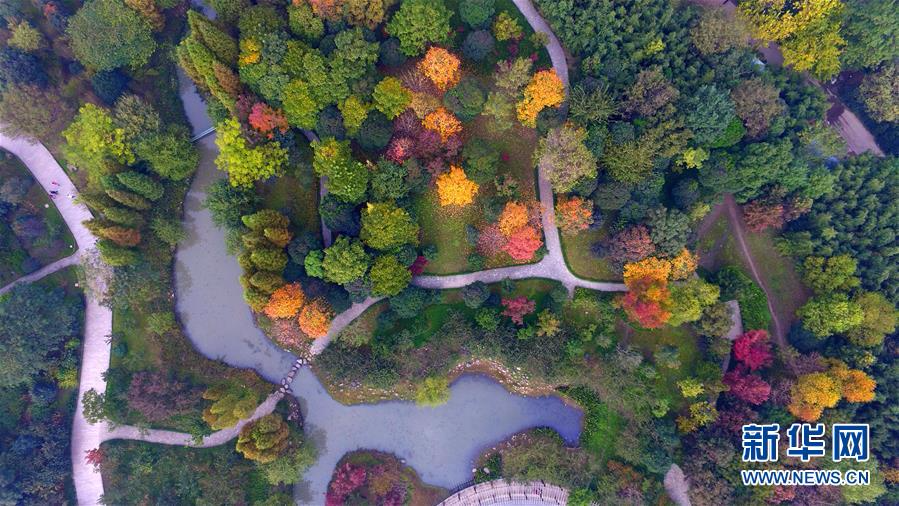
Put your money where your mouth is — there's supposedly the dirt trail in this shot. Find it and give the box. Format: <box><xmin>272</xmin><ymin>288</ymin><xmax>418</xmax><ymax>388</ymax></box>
<box><xmin>723</xmin><ymin>195</ymin><xmax>786</xmax><ymax>347</ymax></box>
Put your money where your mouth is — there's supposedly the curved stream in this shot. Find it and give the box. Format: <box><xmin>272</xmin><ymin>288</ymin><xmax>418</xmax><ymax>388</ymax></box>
<box><xmin>174</xmin><ymin>70</ymin><xmax>582</xmax><ymax>503</ymax></box>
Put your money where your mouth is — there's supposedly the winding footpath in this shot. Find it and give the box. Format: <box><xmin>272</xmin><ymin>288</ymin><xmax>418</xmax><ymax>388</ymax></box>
<box><xmin>0</xmin><ymin>251</ymin><xmax>80</xmax><ymax>295</ymax></box>
<box><xmin>1</xmin><ymin>1</ymin><xmax>624</xmax><ymax>504</ymax></box>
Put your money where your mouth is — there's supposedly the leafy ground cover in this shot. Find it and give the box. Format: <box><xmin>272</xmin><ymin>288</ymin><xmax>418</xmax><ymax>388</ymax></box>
<box><xmin>559</xmin><ymin>223</ymin><xmax>619</xmax><ymax>281</ymax></box>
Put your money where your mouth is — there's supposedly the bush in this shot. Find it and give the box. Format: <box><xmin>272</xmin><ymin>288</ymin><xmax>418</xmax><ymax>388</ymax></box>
<box><xmin>462</xmin><ymin>30</ymin><xmax>496</xmax><ymax>62</ymax></box>
<box><xmin>414</xmin><ymin>376</ymin><xmax>450</xmax><ymax>406</ymax></box>
<box><xmin>443</xmin><ymin>78</ymin><xmax>485</xmax><ymax>121</ymax></box>
<box><xmin>356</xmin><ymin>111</ymin><xmax>392</xmax><ymax>151</ymax></box>
<box><xmin>713</xmin><ymin>266</ymin><xmax>772</xmax><ymax>331</ymax></box>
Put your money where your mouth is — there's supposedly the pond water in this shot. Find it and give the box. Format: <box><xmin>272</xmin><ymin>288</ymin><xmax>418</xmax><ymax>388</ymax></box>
<box><xmin>173</xmin><ymin>64</ymin><xmax>583</xmax><ymax>504</ymax></box>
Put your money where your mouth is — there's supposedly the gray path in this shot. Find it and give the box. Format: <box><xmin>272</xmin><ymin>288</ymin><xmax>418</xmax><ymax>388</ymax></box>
<box><xmin>0</xmin><ymin>251</ymin><xmax>80</xmax><ymax>295</ymax></box>
<box><xmin>0</xmin><ymin>131</ymin><xmax>111</xmax><ymax>506</ymax></box>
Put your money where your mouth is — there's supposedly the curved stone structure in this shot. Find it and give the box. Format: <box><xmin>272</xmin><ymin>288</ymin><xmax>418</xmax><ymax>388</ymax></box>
<box><xmin>438</xmin><ymin>480</ymin><xmax>569</xmax><ymax>506</ymax></box>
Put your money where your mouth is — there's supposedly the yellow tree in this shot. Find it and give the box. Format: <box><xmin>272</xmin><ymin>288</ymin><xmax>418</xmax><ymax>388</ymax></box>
<box><xmin>436</xmin><ymin>165</ymin><xmax>479</xmax><ymax>206</ymax></box>
<box><xmin>516</xmin><ymin>69</ymin><xmax>565</xmax><ymax>128</ymax></box>
<box><xmin>417</xmin><ymin>46</ymin><xmax>461</xmax><ymax>91</ymax></box>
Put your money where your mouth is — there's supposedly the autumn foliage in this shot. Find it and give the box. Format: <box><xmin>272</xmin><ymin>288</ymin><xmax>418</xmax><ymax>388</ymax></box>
<box><xmin>417</xmin><ymin>46</ymin><xmax>461</xmax><ymax>91</ymax></box>
<box><xmin>742</xmin><ymin>199</ymin><xmax>785</xmax><ymax>232</ymax></box>
<box><xmin>263</xmin><ymin>283</ymin><xmax>306</xmax><ymax>319</ymax></box>
<box><xmin>422</xmin><ymin>107</ymin><xmax>462</xmax><ymax>142</ymax></box>
<box><xmin>298</xmin><ymin>298</ymin><xmax>334</xmax><ymax>338</ymax></box>
<box><xmin>724</xmin><ymin>367</ymin><xmax>771</xmax><ymax>405</ymax></box>
<box><xmin>248</xmin><ymin>102</ymin><xmax>289</xmax><ymax>139</ymax></box>
<box><xmin>732</xmin><ymin>329</ymin><xmax>773</xmax><ymax>371</ymax></box>
<box><xmin>555</xmin><ymin>196</ymin><xmax>593</xmax><ymax>234</ymax></box>
<box><xmin>503</xmin><ymin>226</ymin><xmax>543</xmax><ymax>262</ymax></box>
<box><xmin>788</xmin><ymin>360</ymin><xmax>876</xmax><ymax>421</ymax></box>
<box><xmin>436</xmin><ymin>165</ymin><xmax>479</xmax><ymax>206</ymax></box>
<box><xmin>501</xmin><ymin>296</ymin><xmax>536</xmax><ymax>325</ymax></box>
<box><xmin>618</xmin><ymin>255</ymin><xmax>699</xmax><ymax>329</ymax></box>
<box><xmin>499</xmin><ymin>201</ymin><xmax>530</xmax><ymax>236</ymax></box>
<box><xmin>516</xmin><ymin>69</ymin><xmax>565</xmax><ymax>127</ymax></box>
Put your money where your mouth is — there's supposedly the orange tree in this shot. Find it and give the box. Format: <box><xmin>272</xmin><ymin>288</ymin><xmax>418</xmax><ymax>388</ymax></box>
<box><xmin>263</xmin><ymin>283</ymin><xmax>306</xmax><ymax>319</ymax></box>
<box><xmin>788</xmin><ymin>360</ymin><xmax>876</xmax><ymax>421</ymax></box>
<box><xmin>516</xmin><ymin>69</ymin><xmax>565</xmax><ymax>127</ymax></box>
<box><xmin>417</xmin><ymin>46</ymin><xmax>461</xmax><ymax>91</ymax></box>
<box><xmin>498</xmin><ymin>201</ymin><xmax>530</xmax><ymax>236</ymax></box>
<box><xmin>555</xmin><ymin>196</ymin><xmax>594</xmax><ymax>234</ymax></box>
<box><xmin>422</xmin><ymin>107</ymin><xmax>462</xmax><ymax>142</ymax></box>
<box><xmin>618</xmin><ymin>257</ymin><xmax>675</xmax><ymax>328</ymax></box>
<box><xmin>298</xmin><ymin>298</ymin><xmax>334</xmax><ymax>338</ymax></box>
<box><xmin>436</xmin><ymin>165</ymin><xmax>479</xmax><ymax>206</ymax></box>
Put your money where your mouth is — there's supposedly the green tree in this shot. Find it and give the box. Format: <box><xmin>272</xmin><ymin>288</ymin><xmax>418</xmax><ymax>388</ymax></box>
<box><xmin>215</xmin><ymin>118</ymin><xmax>287</xmax><ymax>187</ymax></box>
<box><xmin>372</xmin><ymin>77</ymin><xmax>411</xmax><ymax>119</ymax></box>
<box><xmin>0</xmin><ymin>84</ymin><xmax>75</xmax><ymax>141</ymax></box>
<box><xmin>841</xmin><ymin>0</ymin><xmax>899</xmax><ymax>69</ymax></box>
<box><xmin>134</xmin><ymin>127</ymin><xmax>199</xmax><ymax>181</ymax></box>
<box><xmin>67</xmin><ymin>0</ymin><xmax>156</xmax><ymax>71</ymax></box>
<box><xmin>288</xmin><ymin>1</ymin><xmax>324</xmax><ymax>41</ymax></box>
<box><xmin>187</xmin><ymin>10</ymin><xmax>238</xmax><ymax>64</ymax></box>
<box><xmin>282</xmin><ymin>79</ymin><xmax>321</xmax><ymax>129</ymax></box>
<box><xmin>846</xmin><ymin>292</ymin><xmax>897</xmax><ymax>347</ymax></box>
<box><xmin>691</xmin><ymin>7</ymin><xmax>748</xmax><ymax>55</ymax></box>
<box><xmin>415</xmin><ymin>376</ymin><xmax>450</xmax><ymax>406</ymax></box>
<box><xmin>801</xmin><ymin>255</ymin><xmax>861</xmax><ymax>294</ymax></box>
<box><xmin>730</xmin><ymin>78</ymin><xmax>785</xmax><ymax>138</ymax></box>
<box><xmin>798</xmin><ymin>293</ymin><xmax>865</xmax><ymax>338</ymax></box>
<box><xmin>370</xmin><ymin>255</ymin><xmax>412</xmax><ymax>296</ymax></box>
<box><xmin>459</xmin><ymin>0</ymin><xmax>495</xmax><ymax>28</ymax></box>
<box><xmin>323</xmin><ymin>235</ymin><xmax>370</xmax><ymax>285</ymax></box>
<box><xmin>0</xmin><ymin>284</ymin><xmax>81</xmax><ymax>387</ymax></box>
<box><xmin>534</xmin><ymin>123</ymin><xmax>597</xmax><ymax>193</ymax></box>
<box><xmin>116</xmin><ymin>170</ymin><xmax>164</xmax><ymax>200</ymax></box>
<box><xmin>858</xmin><ymin>63</ymin><xmax>898</xmax><ymax>123</ymax></box>
<box><xmin>369</xmin><ymin>160</ymin><xmax>410</xmax><ymax>201</ymax></box>
<box><xmin>63</xmin><ymin>103</ymin><xmax>134</xmax><ymax>176</ymax></box>
<box><xmin>647</xmin><ymin>207</ymin><xmax>691</xmax><ymax>257</ymax></box>
<box><xmin>684</xmin><ymin>85</ymin><xmax>737</xmax><ymax>146</ymax></box>
<box><xmin>235</xmin><ymin>413</ymin><xmax>290</xmax><ymax>463</ymax></box>
<box><xmin>8</xmin><ymin>21</ymin><xmax>44</xmax><ymax>52</ymax></box>
<box><xmin>360</xmin><ymin>202</ymin><xmax>419</xmax><ymax>250</ymax></box>
<box><xmin>386</xmin><ymin>0</ymin><xmax>452</xmax><ymax>56</ymax></box>
<box><xmin>338</xmin><ymin>95</ymin><xmax>369</xmax><ymax>136</ymax></box>
<box><xmin>668</xmin><ymin>278</ymin><xmax>720</xmax><ymax>327</ymax></box>
<box><xmin>202</xmin><ymin>383</ymin><xmax>259</xmax><ymax>430</ymax></box>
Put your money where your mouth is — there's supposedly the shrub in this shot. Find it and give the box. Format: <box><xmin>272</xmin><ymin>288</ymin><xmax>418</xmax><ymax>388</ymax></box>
<box><xmin>415</xmin><ymin>376</ymin><xmax>450</xmax><ymax>406</ymax></box>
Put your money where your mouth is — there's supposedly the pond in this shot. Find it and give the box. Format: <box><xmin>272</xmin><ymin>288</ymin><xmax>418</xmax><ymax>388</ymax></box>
<box><xmin>174</xmin><ymin>67</ymin><xmax>583</xmax><ymax>504</ymax></box>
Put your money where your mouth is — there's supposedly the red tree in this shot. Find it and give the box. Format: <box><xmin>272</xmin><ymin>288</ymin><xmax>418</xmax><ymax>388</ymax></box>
<box><xmin>248</xmin><ymin>102</ymin><xmax>289</xmax><ymax>139</ymax></box>
<box><xmin>733</xmin><ymin>329</ymin><xmax>773</xmax><ymax>371</ymax></box>
<box><xmin>742</xmin><ymin>200</ymin><xmax>784</xmax><ymax>233</ymax></box>
<box><xmin>501</xmin><ymin>296</ymin><xmax>536</xmax><ymax>325</ymax></box>
<box><xmin>502</xmin><ymin>225</ymin><xmax>543</xmax><ymax>262</ymax></box>
<box><xmin>724</xmin><ymin>367</ymin><xmax>772</xmax><ymax>405</ymax></box>
<box><xmin>85</xmin><ymin>448</ymin><xmax>104</xmax><ymax>470</ymax></box>
<box><xmin>386</xmin><ymin>136</ymin><xmax>414</xmax><ymax>163</ymax></box>
<box><xmin>326</xmin><ymin>463</ymin><xmax>367</xmax><ymax>506</ymax></box>
<box><xmin>608</xmin><ymin>225</ymin><xmax>656</xmax><ymax>263</ymax></box>
<box><xmin>409</xmin><ymin>256</ymin><xmax>428</xmax><ymax>275</ymax></box>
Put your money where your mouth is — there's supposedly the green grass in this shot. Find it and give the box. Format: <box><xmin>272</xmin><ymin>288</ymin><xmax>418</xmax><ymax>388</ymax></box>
<box><xmin>559</xmin><ymin>225</ymin><xmax>620</xmax><ymax>281</ymax></box>
<box><xmin>743</xmin><ymin>229</ymin><xmax>809</xmax><ymax>331</ymax></box>
<box><xmin>260</xmin><ymin>174</ymin><xmax>321</xmax><ymax>234</ymax></box>
<box><xmin>563</xmin><ymin>386</ymin><xmax>623</xmax><ymax>463</ymax></box>
<box><xmin>415</xmin><ymin>191</ymin><xmax>477</xmax><ymax>274</ymax></box>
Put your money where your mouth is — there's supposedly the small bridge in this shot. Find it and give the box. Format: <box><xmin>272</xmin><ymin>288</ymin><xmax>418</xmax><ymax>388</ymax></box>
<box><xmin>438</xmin><ymin>480</ymin><xmax>569</xmax><ymax>506</ymax></box>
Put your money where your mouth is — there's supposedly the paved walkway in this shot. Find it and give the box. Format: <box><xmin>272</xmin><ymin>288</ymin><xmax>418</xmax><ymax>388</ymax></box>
<box><xmin>0</xmin><ymin>131</ymin><xmax>111</xmax><ymax>506</ymax></box>
<box><xmin>438</xmin><ymin>480</ymin><xmax>569</xmax><ymax>505</ymax></box>
<box><xmin>0</xmin><ymin>251</ymin><xmax>80</xmax><ymax>295</ymax></box>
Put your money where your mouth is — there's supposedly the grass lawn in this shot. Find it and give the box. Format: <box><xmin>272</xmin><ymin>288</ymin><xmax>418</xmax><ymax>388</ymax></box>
<box><xmin>559</xmin><ymin>224</ymin><xmax>620</xmax><ymax>281</ymax></box>
<box><xmin>697</xmin><ymin>213</ymin><xmax>807</xmax><ymax>333</ymax></box>
<box><xmin>743</xmin><ymin>229</ymin><xmax>810</xmax><ymax>333</ymax></box>
<box><xmin>0</xmin><ymin>152</ymin><xmax>77</xmax><ymax>285</ymax></box>
<box><xmin>260</xmin><ymin>170</ymin><xmax>320</xmax><ymax>235</ymax></box>
<box><xmin>624</xmin><ymin>323</ymin><xmax>701</xmax><ymax>410</ymax></box>
<box><xmin>418</xmin><ymin>118</ymin><xmax>543</xmax><ymax>274</ymax></box>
